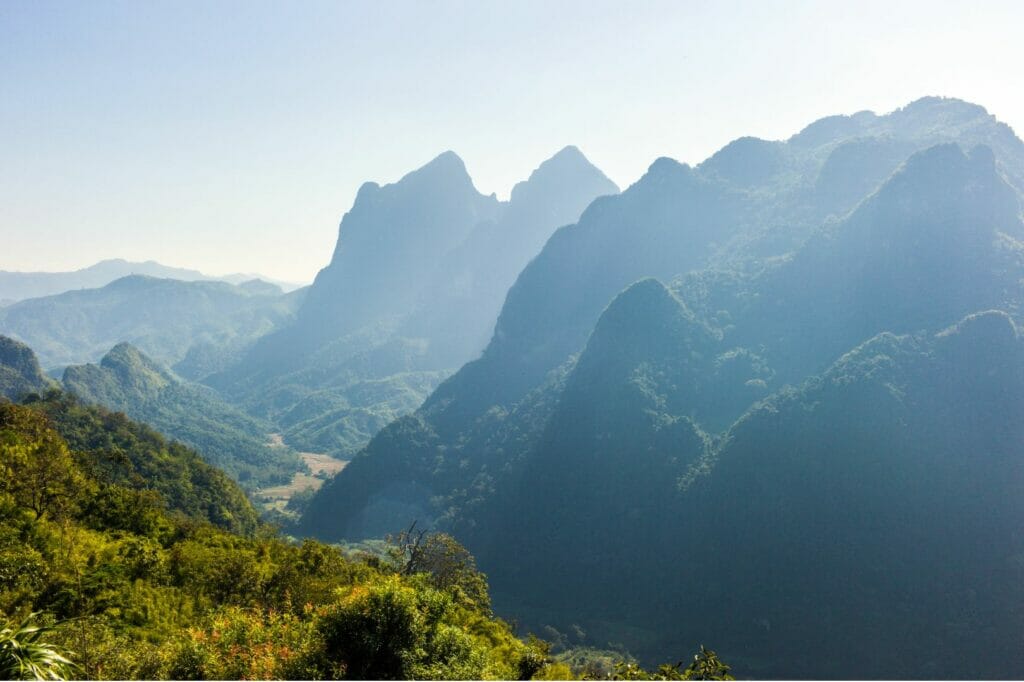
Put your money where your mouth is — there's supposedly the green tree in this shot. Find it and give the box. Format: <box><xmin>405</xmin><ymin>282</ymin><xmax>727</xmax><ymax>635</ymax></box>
<box><xmin>388</xmin><ymin>523</ymin><xmax>492</xmax><ymax>611</ymax></box>
<box><xmin>0</xmin><ymin>404</ymin><xmax>84</xmax><ymax>522</ymax></box>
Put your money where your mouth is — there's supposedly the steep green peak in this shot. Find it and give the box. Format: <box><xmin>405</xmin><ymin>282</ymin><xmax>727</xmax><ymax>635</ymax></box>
<box><xmin>581</xmin><ymin>278</ymin><xmax>711</xmax><ymax>361</ymax></box>
<box><xmin>99</xmin><ymin>342</ymin><xmax>175</xmax><ymax>388</ymax></box>
<box><xmin>602</xmin><ymin>277</ymin><xmax>690</xmax><ymax>323</ymax></box>
<box><xmin>0</xmin><ymin>334</ymin><xmax>42</xmax><ymax>376</ymax></box>
<box><xmin>0</xmin><ymin>334</ymin><xmax>52</xmax><ymax>400</ymax></box>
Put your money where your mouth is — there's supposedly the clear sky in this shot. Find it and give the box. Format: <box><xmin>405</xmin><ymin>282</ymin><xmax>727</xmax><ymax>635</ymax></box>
<box><xmin>2</xmin><ymin>0</ymin><xmax>1022</xmax><ymax>283</ymax></box>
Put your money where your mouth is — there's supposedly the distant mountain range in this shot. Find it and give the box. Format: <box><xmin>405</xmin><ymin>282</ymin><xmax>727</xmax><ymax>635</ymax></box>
<box><xmin>205</xmin><ymin>146</ymin><xmax>618</xmax><ymax>457</ymax></box>
<box><xmin>0</xmin><ymin>275</ymin><xmax>305</xmax><ymax>369</ymax></box>
<box><xmin>296</xmin><ymin>97</ymin><xmax>1024</xmax><ymax>678</ymax></box>
<box><xmin>0</xmin><ymin>258</ymin><xmax>305</xmax><ymax>303</ymax></box>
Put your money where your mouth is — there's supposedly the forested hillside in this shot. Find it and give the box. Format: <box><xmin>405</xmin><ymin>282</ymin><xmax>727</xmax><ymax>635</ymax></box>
<box><xmin>61</xmin><ymin>343</ymin><xmax>301</xmax><ymax>489</ymax></box>
<box><xmin>0</xmin><ymin>390</ymin><xmax>729</xmax><ymax>680</ymax></box>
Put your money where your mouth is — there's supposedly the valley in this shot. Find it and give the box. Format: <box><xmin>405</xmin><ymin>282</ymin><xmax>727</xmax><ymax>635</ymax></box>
<box><xmin>255</xmin><ymin>433</ymin><xmax>349</xmax><ymax>515</ymax></box>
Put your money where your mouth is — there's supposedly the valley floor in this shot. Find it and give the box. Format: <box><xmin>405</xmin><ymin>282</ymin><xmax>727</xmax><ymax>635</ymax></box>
<box><xmin>256</xmin><ymin>433</ymin><xmax>348</xmax><ymax>512</ymax></box>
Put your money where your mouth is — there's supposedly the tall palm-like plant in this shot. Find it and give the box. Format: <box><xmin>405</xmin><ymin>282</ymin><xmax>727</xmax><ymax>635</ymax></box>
<box><xmin>0</xmin><ymin>613</ymin><xmax>78</xmax><ymax>681</ymax></box>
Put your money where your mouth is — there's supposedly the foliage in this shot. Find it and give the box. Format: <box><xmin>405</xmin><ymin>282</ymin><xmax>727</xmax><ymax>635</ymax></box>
<box><xmin>0</xmin><ymin>613</ymin><xmax>78</xmax><ymax>681</ymax></box>
<box><xmin>610</xmin><ymin>647</ymin><xmax>733</xmax><ymax>681</ymax></box>
<box><xmin>0</xmin><ymin>397</ymin><xmax>594</xmax><ymax>680</ymax></box>
<box><xmin>20</xmin><ymin>390</ymin><xmax>258</xmax><ymax>535</ymax></box>
<box><xmin>388</xmin><ymin>523</ymin><xmax>491</xmax><ymax>612</ymax></box>
<box><xmin>0</xmin><ymin>336</ymin><xmax>54</xmax><ymax>402</ymax></box>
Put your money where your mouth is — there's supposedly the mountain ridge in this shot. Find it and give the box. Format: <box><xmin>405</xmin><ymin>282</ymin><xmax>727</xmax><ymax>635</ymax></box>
<box><xmin>0</xmin><ymin>258</ymin><xmax>304</xmax><ymax>303</ymax></box>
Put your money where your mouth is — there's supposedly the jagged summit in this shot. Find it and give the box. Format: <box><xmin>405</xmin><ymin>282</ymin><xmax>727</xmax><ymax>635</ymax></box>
<box><xmin>510</xmin><ymin>145</ymin><xmax>618</xmax><ymax>206</ymax></box>
<box><xmin>394</xmin><ymin>150</ymin><xmax>474</xmax><ymax>190</ymax></box>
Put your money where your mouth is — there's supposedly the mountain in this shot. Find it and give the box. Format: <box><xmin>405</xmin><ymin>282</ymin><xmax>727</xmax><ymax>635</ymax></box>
<box><xmin>61</xmin><ymin>343</ymin><xmax>301</xmax><ymax>489</ymax></box>
<box><xmin>0</xmin><ymin>338</ymin><xmax>258</xmax><ymax>532</ymax></box>
<box><xmin>0</xmin><ymin>258</ymin><xmax>304</xmax><ymax>302</ymax></box>
<box><xmin>298</xmin><ymin>98</ymin><xmax>1024</xmax><ymax>677</ymax></box>
<box><xmin>208</xmin><ymin>148</ymin><xmax>617</xmax><ymax>457</ymax></box>
<box><xmin>0</xmin><ymin>334</ymin><xmax>56</xmax><ymax>400</ymax></box>
<box><xmin>0</xmin><ymin>275</ymin><xmax>301</xmax><ymax>369</ymax></box>
<box><xmin>484</xmin><ymin>311</ymin><xmax>1024</xmax><ymax>679</ymax></box>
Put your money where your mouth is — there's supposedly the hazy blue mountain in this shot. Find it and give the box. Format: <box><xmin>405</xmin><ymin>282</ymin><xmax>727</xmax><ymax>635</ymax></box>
<box><xmin>209</xmin><ymin>148</ymin><xmax>617</xmax><ymax>457</ymax></box>
<box><xmin>0</xmin><ymin>334</ymin><xmax>56</xmax><ymax>400</ymax></box>
<box><xmin>287</xmin><ymin>150</ymin><xmax>504</xmax><ymax>354</ymax></box>
<box><xmin>415</xmin><ymin>98</ymin><xmax>1024</xmax><ymax>442</ymax></box>
<box><xmin>298</xmin><ymin>98</ymin><xmax>1024</xmax><ymax>676</ymax></box>
<box><xmin>0</xmin><ymin>275</ymin><xmax>301</xmax><ymax>369</ymax></box>
<box><xmin>61</xmin><ymin>343</ymin><xmax>301</xmax><ymax>488</ymax></box>
<box><xmin>676</xmin><ymin>142</ymin><xmax>1024</xmax><ymax>388</ymax></box>
<box><xmin>401</xmin><ymin>145</ymin><xmax>621</xmax><ymax>366</ymax></box>
<box><xmin>303</xmin><ymin>132</ymin><xmax>1024</xmax><ymax>542</ymax></box>
<box><xmin>0</xmin><ymin>258</ymin><xmax>303</xmax><ymax>303</ymax></box>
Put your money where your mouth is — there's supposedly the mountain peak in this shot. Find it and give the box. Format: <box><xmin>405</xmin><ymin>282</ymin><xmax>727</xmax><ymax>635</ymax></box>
<box><xmin>880</xmin><ymin>142</ymin><xmax>1009</xmax><ymax>211</ymax></box>
<box><xmin>897</xmin><ymin>95</ymin><xmax>989</xmax><ymax>121</ymax></box>
<box><xmin>510</xmin><ymin>146</ymin><xmax>618</xmax><ymax>205</ymax></box>
<box><xmin>582</xmin><ymin>278</ymin><xmax>711</xmax><ymax>361</ymax></box>
<box><xmin>401</xmin><ymin>150</ymin><xmax>470</xmax><ymax>185</ymax></box>
<box><xmin>0</xmin><ymin>335</ymin><xmax>52</xmax><ymax>400</ymax></box>
<box><xmin>100</xmin><ymin>342</ymin><xmax>175</xmax><ymax>386</ymax></box>
<box><xmin>700</xmin><ymin>135</ymin><xmax>785</xmax><ymax>186</ymax></box>
<box><xmin>545</xmin><ymin>144</ymin><xmax>587</xmax><ymax>166</ymax></box>
<box><xmin>646</xmin><ymin>156</ymin><xmax>689</xmax><ymax>177</ymax></box>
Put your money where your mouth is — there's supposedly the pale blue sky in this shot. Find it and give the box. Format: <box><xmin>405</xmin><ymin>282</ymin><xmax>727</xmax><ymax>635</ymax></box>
<box><xmin>2</xmin><ymin>0</ymin><xmax>1022</xmax><ymax>282</ymax></box>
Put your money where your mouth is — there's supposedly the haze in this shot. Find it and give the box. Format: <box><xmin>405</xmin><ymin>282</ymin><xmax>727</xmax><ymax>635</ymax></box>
<box><xmin>2</xmin><ymin>0</ymin><xmax>1022</xmax><ymax>282</ymax></box>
